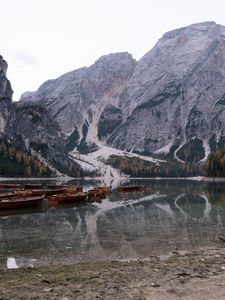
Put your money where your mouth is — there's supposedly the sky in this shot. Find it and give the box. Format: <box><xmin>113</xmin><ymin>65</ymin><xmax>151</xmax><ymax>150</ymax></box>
<box><xmin>1</xmin><ymin>0</ymin><xmax>225</xmax><ymax>100</ymax></box>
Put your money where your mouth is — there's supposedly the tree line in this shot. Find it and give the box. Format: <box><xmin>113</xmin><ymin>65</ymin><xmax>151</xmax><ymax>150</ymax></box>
<box><xmin>0</xmin><ymin>140</ymin><xmax>52</xmax><ymax>177</ymax></box>
<box><xmin>107</xmin><ymin>155</ymin><xmax>203</xmax><ymax>177</ymax></box>
<box><xmin>205</xmin><ymin>148</ymin><xmax>225</xmax><ymax>177</ymax></box>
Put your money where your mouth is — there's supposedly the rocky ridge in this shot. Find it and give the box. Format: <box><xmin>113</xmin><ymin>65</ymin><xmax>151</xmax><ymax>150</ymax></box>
<box><xmin>0</xmin><ymin>55</ymin><xmax>13</xmax><ymax>134</ymax></box>
<box><xmin>20</xmin><ymin>22</ymin><xmax>225</xmax><ymax>167</ymax></box>
<box><xmin>0</xmin><ymin>57</ymin><xmax>81</xmax><ymax>176</ymax></box>
<box><xmin>109</xmin><ymin>22</ymin><xmax>225</xmax><ymax>163</ymax></box>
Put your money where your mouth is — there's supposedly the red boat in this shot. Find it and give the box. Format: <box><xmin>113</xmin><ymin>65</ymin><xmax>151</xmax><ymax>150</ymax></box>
<box><xmin>0</xmin><ymin>192</ymin><xmax>16</xmax><ymax>199</ymax></box>
<box><xmin>0</xmin><ymin>190</ymin><xmax>33</xmax><ymax>199</ymax></box>
<box><xmin>0</xmin><ymin>183</ymin><xmax>22</xmax><ymax>189</ymax></box>
<box><xmin>47</xmin><ymin>184</ymin><xmax>83</xmax><ymax>192</ymax></box>
<box><xmin>31</xmin><ymin>188</ymin><xmax>66</xmax><ymax>196</ymax></box>
<box><xmin>48</xmin><ymin>192</ymin><xmax>88</xmax><ymax>203</ymax></box>
<box><xmin>0</xmin><ymin>195</ymin><xmax>45</xmax><ymax>209</ymax></box>
<box><xmin>23</xmin><ymin>184</ymin><xmax>43</xmax><ymax>189</ymax></box>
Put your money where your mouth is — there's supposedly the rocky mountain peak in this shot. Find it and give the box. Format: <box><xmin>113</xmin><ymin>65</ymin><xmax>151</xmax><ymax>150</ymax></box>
<box><xmin>0</xmin><ymin>55</ymin><xmax>13</xmax><ymax>134</ymax></box>
<box><xmin>0</xmin><ymin>55</ymin><xmax>8</xmax><ymax>77</ymax></box>
<box><xmin>92</xmin><ymin>52</ymin><xmax>136</xmax><ymax>77</ymax></box>
<box><xmin>16</xmin><ymin>22</ymin><xmax>225</xmax><ymax>169</ymax></box>
<box><xmin>0</xmin><ymin>55</ymin><xmax>13</xmax><ymax>101</ymax></box>
<box><xmin>109</xmin><ymin>22</ymin><xmax>225</xmax><ymax>162</ymax></box>
<box><xmin>20</xmin><ymin>51</ymin><xmax>136</xmax><ymax>151</ymax></box>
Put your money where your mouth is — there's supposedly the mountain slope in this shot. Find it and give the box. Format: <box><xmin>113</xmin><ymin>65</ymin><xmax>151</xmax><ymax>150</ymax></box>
<box><xmin>16</xmin><ymin>21</ymin><xmax>225</xmax><ymax>175</ymax></box>
<box><xmin>0</xmin><ymin>55</ymin><xmax>13</xmax><ymax>134</ymax></box>
<box><xmin>21</xmin><ymin>53</ymin><xmax>136</xmax><ymax>152</ymax></box>
<box><xmin>109</xmin><ymin>22</ymin><xmax>225</xmax><ymax>163</ymax></box>
<box><xmin>0</xmin><ymin>57</ymin><xmax>83</xmax><ymax>177</ymax></box>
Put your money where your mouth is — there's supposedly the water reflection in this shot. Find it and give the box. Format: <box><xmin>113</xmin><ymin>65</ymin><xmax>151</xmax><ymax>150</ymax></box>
<box><xmin>1</xmin><ymin>179</ymin><xmax>225</xmax><ymax>268</ymax></box>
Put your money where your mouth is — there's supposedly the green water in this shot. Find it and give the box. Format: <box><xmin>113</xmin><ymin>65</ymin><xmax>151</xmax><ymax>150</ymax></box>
<box><xmin>0</xmin><ymin>179</ymin><xmax>225</xmax><ymax>268</ymax></box>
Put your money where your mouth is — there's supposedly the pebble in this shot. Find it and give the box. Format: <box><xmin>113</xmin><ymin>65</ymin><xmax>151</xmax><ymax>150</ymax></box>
<box><xmin>43</xmin><ymin>287</ymin><xmax>53</xmax><ymax>293</ymax></box>
<box><xmin>150</xmin><ymin>282</ymin><xmax>160</xmax><ymax>287</ymax></box>
<box><xmin>42</xmin><ymin>279</ymin><xmax>51</xmax><ymax>284</ymax></box>
<box><xmin>26</xmin><ymin>264</ymin><xmax>34</xmax><ymax>269</ymax></box>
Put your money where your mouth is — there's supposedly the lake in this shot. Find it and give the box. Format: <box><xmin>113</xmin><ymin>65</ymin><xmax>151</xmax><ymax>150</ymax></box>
<box><xmin>0</xmin><ymin>178</ymin><xmax>225</xmax><ymax>269</ymax></box>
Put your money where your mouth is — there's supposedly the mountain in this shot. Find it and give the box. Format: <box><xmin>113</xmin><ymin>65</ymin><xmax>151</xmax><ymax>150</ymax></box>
<box><xmin>20</xmin><ymin>22</ymin><xmax>225</xmax><ymax>170</ymax></box>
<box><xmin>0</xmin><ymin>57</ymin><xmax>82</xmax><ymax>177</ymax></box>
<box><xmin>20</xmin><ymin>53</ymin><xmax>136</xmax><ymax>153</ymax></box>
<box><xmin>109</xmin><ymin>21</ymin><xmax>225</xmax><ymax>163</ymax></box>
<box><xmin>0</xmin><ymin>55</ymin><xmax>13</xmax><ymax>134</ymax></box>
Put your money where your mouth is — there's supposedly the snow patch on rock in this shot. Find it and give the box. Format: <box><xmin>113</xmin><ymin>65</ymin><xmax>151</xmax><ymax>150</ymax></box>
<box><xmin>199</xmin><ymin>140</ymin><xmax>211</xmax><ymax>162</ymax></box>
<box><xmin>70</xmin><ymin>145</ymin><xmax>164</xmax><ymax>178</ymax></box>
<box><xmin>154</xmin><ymin>141</ymin><xmax>173</xmax><ymax>154</ymax></box>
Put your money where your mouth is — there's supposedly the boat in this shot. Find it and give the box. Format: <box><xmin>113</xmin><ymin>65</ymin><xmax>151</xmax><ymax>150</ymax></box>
<box><xmin>0</xmin><ymin>188</ymin><xmax>22</xmax><ymax>193</ymax></box>
<box><xmin>0</xmin><ymin>190</ymin><xmax>33</xmax><ymax>199</ymax></box>
<box><xmin>86</xmin><ymin>194</ymin><xmax>103</xmax><ymax>203</ymax></box>
<box><xmin>47</xmin><ymin>184</ymin><xmax>83</xmax><ymax>192</ymax></box>
<box><xmin>65</xmin><ymin>185</ymin><xmax>83</xmax><ymax>193</ymax></box>
<box><xmin>95</xmin><ymin>186</ymin><xmax>112</xmax><ymax>194</ymax></box>
<box><xmin>86</xmin><ymin>188</ymin><xmax>108</xmax><ymax>202</ymax></box>
<box><xmin>0</xmin><ymin>192</ymin><xmax>16</xmax><ymax>199</ymax></box>
<box><xmin>0</xmin><ymin>195</ymin><xmax>45</xmax><ymax>210</ymax></box>
<box><xmin>117</xmin><ymin>185</ymin><xmax>146</xmax><ymax>192</ymax></box>
<box><xmin>0</xmin><ymin>183</ymin><xmax>22</xmax><ymax>189</ymax></box>
<box><xmin>47</xmin><ymin>184</ymin><xmax>63</xmax><ymax>189</ymax></box>
<box><xmin>31</xmin><ymin>188</ymin><xmax>66</xmax><ymax>196</ymax></box>
<box><xmin>23</xmin><ymin>183</ymin><xmax>43</xmax><ymax>189</ymax></box>
<box><xmin>48</xmin><ymin>192</ymin><xmax>88</xmax><ymax>203</ymax></box>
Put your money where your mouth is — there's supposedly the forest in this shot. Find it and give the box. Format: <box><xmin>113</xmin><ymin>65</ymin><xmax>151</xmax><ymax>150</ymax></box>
<box><xmin>0</xmin><ymin>140</ymin><xmax>52</xmax><ymax>177</ymax></box>
<box><xmin>205</xmin><ymin>147</ymin><xmax>225</xmax><ymax>177</ymax></box>
<box><xmin>107</xmin><ymin>155</ymin><xmax>203</xmax><ymax>177</ymax></box>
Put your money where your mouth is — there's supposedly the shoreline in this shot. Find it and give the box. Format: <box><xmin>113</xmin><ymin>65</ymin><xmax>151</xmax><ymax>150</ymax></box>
<box><xmin>0</xmin><ymin>175</ymin><xmax>225</xmax><ymax>182</ymax></box>
<box><xmin>1</xmin><ymin>246</ymin><xmax>225</xmax><ymax>299</ymax></box>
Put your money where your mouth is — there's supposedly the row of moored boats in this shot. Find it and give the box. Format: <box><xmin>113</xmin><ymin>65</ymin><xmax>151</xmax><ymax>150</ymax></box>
<box><xmin>0</xmin><ymin>183</ymin><xmax>146</xmax><ymax>210</ymax></box>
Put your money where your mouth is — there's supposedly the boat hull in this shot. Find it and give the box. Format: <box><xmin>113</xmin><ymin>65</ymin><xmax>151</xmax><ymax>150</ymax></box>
<box><xmin>48</xmin><ymin>193</ymin><xmax>88</xmax><ymax>203</ymax></box>
<box><xmin>0</xmin><ymin>195</ymin><xmax>45</xmax><ymax>210</ymax></box>
<box><xmin>31</xmin><ymin>188</ymin><xmax>66</xmax><ymax>196</ymax></box>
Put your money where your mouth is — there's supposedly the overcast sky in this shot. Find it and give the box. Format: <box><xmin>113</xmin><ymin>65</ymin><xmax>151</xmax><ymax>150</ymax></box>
<box><xmin>1</xmin><ymin>0</ymin><xmax>225</xmax><ymax>100</ymax></box>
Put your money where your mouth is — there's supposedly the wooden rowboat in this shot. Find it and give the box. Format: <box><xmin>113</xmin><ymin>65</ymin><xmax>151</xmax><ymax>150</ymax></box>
<box><xmin>48</xmin><ymin>192</ymin><xmax>88</xmax><ymax>203</ymax></box>
<box><xmin>0</xmin><ymin>183</ymin><xmax>22</xmax><ymax>189</ymax></box>
<box><xmin>0</xmin><ymin>195</ymin><xmax>45</xmax><ymax>210</ymax></box>
<box><xmin>31</xmin><ymin>188</ymin><xmax>66</xmax><ymax>196</ymax></box>
<box><xmin>48</xmin><ymin>184</ymin><xmax>83</xmax><ymax>192</ymax></box>
<box><xmin>0</xmin><ymin>192</ymin><xmax>16</xmax><ymax>199</ymax></box>
<box><xmin>23</xmin><ymin>184</ymin><xmax>43</xmax><ymax>189</ymax></box>
<box><xmin>0</xmin><ymin>190</ymin><xmax>33</xmax><ymax>199</ymax></box>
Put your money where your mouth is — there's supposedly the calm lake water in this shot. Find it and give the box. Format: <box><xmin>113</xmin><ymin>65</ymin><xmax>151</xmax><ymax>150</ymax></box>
<box><xmin>0</xmin><ymin>178</ymin><xmax>225</xmax><ymax>268</ymax></box>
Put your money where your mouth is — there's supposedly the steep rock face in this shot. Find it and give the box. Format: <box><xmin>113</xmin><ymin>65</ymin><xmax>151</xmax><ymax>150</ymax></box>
<box><xmin>20</xmin><ymin>53</ymin><xmax>136</xmax><ymax>151</ymax></box>
<box><xmin>20</xmin><ymin>22</ymin><xmax>225</xmax><ymax>164</ymax></box>
<box><xmin>5</xmin><ymin>102</ymin><xmax>81</xmax><ymax>175</ymax></box>
<box><xmin>7</xmin><ymin>103</ymin><xmax>64</xmax><ymax>157</ymax></box>
<box><xmin>98</xmin><ymin>104</ymin><xmax>122</xmax><ymax>139</ymax></box>
<box><xmin>0</xmin><ymin>56</ymin><xmax>79</xmax><ymax>175</ymax></box>
<box><xmin>0</xmin><ymin>56</ymin><xmax>13</xmax><ymax>134</ymax></box>
<box><xmin>108</xmin><ymin>22</ymin><xmax>225</xmax><ymax>162</ymax></box>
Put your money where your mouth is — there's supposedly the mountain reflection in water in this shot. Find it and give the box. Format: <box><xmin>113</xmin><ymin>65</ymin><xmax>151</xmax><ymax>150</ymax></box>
<box><xmin>0</xmin><ymin>179</ymin><xmax>225</xmax><ymax>268</ymax></box>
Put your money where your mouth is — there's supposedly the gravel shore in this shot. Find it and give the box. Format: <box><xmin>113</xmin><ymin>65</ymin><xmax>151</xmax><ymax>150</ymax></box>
<box><xmin>1</xmin><ymin>246</ymin><xmax>225</xmax><ymax>299</ymax></box>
